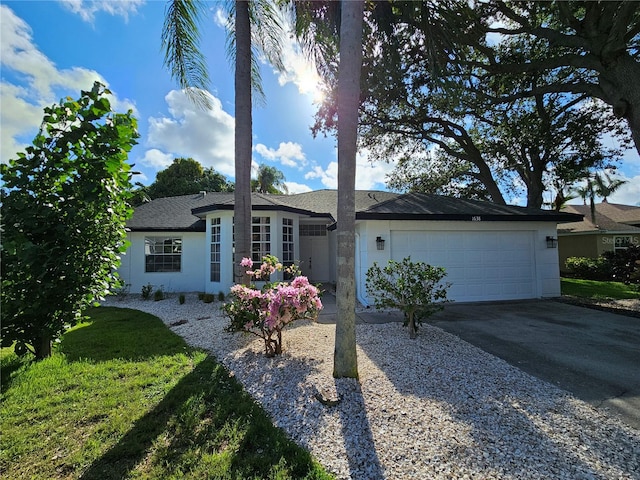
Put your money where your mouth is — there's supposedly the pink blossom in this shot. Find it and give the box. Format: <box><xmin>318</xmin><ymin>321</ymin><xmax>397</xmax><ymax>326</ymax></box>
<box><xmin>240</xmin><ymin>257</ymin><xmax>253</xmax><ymax>268</ymax></box>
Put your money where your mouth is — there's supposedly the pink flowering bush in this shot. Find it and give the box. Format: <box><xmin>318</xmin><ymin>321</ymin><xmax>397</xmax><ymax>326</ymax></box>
<box><xmin>223</xmin><ymin>255</ymin><xmax>323</xmax><ymax>356</ymax></box>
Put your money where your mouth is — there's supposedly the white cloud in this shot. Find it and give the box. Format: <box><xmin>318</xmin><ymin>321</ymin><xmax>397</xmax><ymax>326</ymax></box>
<box><xmin>305</xmin><ymin>162</ymin><xmax>338</xmax><ymax>188</ymax></box>
<box><xmin>0</xmin><ymin>5</ymin><xmax>136</xmax><ymax>162</ymax></box>
<box><xmin>58</xmin><ymin>0</ymin><xmax>144</xmax><ymax>23</ymax></box>
<box><xmin>304</xmin><ymin>149</ymin><xmax>396</xmax><ymax>190</ymax></box>
<box><xmin>275</xmin><ymin>39</ymin><xmax>324</xmax><ymax>100</ymax></box>
<box><xmin>137</xmin><ymin>149</ymin><xmax>174</xmax><ymax>169</ymax></box>
<box><xmin>255</xmin><ymin>141</ymin><xmax>306</xmax><ymax>167</ymax></box>
<box><xmin>146</xmin><ymin>89</ymin><xmax>236</xmax><ymax>176</ymax></box>
<box><xmin>0</xmin><ymin>83</ymin><xmax>44</xmax><ymax>162</ymax></box>
<box><xmin>213</xmin><ymin>5</ymin><xmax>230</xmax><ymax>29</ymax></box>
<box><xmin>608</xmin><ymin>174</ymin><xmax>640</xmax><ymax>206</ymax></box>
<box><xmin>285</xmin><ymin>181</ymin><xmax>313</xmax><ymax>194</ymax></box>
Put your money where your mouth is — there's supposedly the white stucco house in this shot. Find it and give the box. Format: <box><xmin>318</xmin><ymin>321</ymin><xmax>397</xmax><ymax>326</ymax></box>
<box><xmin>117</xmin><ymin>190</ymin><xmax>581</xmax><ymax>306</ymax></box>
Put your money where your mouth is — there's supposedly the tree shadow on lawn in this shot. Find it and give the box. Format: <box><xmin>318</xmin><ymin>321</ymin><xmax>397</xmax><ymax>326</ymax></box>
<box><xmin>354</xmin><ymin>322</ymin><xmax>638</xmax><ymax>479</ymax></box>
<box><xmin>59</xmin><ymin>307</ymin><xmax>190</xmax><ymax>362</ymax></box>
<box><xmin>79</xmin><ymin>355</ymin><xmax>326</xmax><ymax>480</ymax></box>
<box><xmin>335</xmin><ymin>379</ymin><xmax>385</xmax><ymax>479</ymax></box>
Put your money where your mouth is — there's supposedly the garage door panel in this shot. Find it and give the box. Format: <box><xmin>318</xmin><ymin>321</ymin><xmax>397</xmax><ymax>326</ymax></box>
<box><xmin>463</xmin><ymin>251</ymin><xmax>484</xmax><ymax>265</ymax></box>
<box><xmin>390</xmin><ymin>230</ymin><xmax>536</xmax><ymax>302</ymax></box>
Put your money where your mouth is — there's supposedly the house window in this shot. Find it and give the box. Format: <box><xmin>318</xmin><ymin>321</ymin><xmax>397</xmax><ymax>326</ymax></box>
<box><xmin>282</xmin><ymin>218</ymin><xmax>294</xmax><ymax>276</ymax></box>
<box><xmin>300</xmin><ymin>224</ymin><xmax>327</xmax><ymax>236</ymax></box>
<box><xmin>210</xmin><ymin>218</ymin><xmax>221</xmax><ymax>282</ymax></box>
<box><xmin>614</xmin><ymin>236</ymin><xmax>633</xmax><ymax>252</ymax></box>
<box><xmin>252</xmin><ymin>216</ymin><xmax>271</xmax><ymax>262</ymax></box>
<box><xmin>145</xmin><ymin>237</ymin><xmax>182</xmax><ymax>272</ymax></box>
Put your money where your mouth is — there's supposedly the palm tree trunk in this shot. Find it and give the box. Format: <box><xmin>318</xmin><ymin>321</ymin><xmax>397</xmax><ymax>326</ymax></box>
<box><xmin>234</xmin><ymin>0</ymin><xmax>252</xmax><ymax>285</ymax></box>
<box><xmin>333</xmin><ymin>0</ymin><xmax>364</xmax><ymax>379</ymax></box>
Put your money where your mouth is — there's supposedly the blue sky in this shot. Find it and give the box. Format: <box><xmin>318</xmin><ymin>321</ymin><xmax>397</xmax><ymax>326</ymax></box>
<box><xmin>2</xmin><ymin>1</ymin><xmax>639</xmax><ymax>204</ymax></box>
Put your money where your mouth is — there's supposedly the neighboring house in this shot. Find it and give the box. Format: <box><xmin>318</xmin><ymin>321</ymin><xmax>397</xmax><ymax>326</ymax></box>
<box><xmin>558</xmin><ymin>202</ymin><xmax>640</xmax><ymax>272</ymax></box>
<box><xmin>118</xmin><ymin>190</ymin><xmax>580</xmax><ymax>305</ymax></box>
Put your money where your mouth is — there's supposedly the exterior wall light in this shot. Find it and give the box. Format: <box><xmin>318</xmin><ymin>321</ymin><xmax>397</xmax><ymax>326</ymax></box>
<box><xmin>376</xmin><ymin>236</ymin><xmax>385</xmax><ymax>251</ymax></box>
<box><xmin>546</xmin><ymin>236</ymin><xmax>558</xmax><ymax>248</ymax></box>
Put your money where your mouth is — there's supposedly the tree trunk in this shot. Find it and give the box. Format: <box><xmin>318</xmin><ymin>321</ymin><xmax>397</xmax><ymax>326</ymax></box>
<box><xmin>333</xmin><ymin>0</ymin><xmax>364</xmax><ymax>379</ymax></box>
<box><xmin>599</xmin><ymin>52</ymin><xmax>640</xmax><ymax>156</ymax></box>
<box><xmin>466</xmin><ymin>145</ymin><xmax>507</xmax><ymax>205</ymax></box>
<box><xmin>35</xmin><ymin>335</ymin><xmax>52</xmax><ymax>360</ymax></box>
<box><xmin>525</xmin><ymin>164</ymin><xmax>545</xmax><ymax>209</ymax></box>
<box><xmin>408</xmin><ymin>312</ymin><xmax>417</xmax><ymax>339</ymax></box>
<box><xmin>234</xmin><ymin>0</ymin><xmax>252</xmax><ymax>285</ymax></box>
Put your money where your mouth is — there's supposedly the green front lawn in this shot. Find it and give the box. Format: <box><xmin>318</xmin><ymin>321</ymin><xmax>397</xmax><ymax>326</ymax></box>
<box><xmin>0</xmin><ymin>307</ymin><xmax>332</xmax><ymax>480</ymax></box>
<box><xmin>561</xmin><ymin>277</ymin><xmax>640</xmax><ymax>300</ymax></box>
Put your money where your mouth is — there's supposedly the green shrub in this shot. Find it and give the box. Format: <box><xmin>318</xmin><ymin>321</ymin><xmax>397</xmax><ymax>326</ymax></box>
<box><xmin>114</xmin><ymin>283</ymin><xmax>131</xmax><ymax>300</ymax></box>
<box><xmin>366</xmin><ymin>257</ymin><xmax>451</xmax><ymax>339</ymax></box>
<box><xmin>179</xmin><ymin>294</ymin><xmax>186</xmax><ymax>304</ymax></box>
<box><xmin>197</xmin><ymin>292</ymin><xmax>205</xmax><ymax>300</ymax></box>
<box><xmin>202</xmin><ymin>293</ymin><xmax>215</xmax><ymax>303</ymax></box>
<box><xmin>602</xmin><ymin>244</ymin><xmax>640</xmax><ymax>285</ymax></box>
<box><xmin>153</xmin><ymin>289</ymin><xmax>164</xmax><ymax>301</ymax></box>
<box><xmin>564</xmin><ymin>256</ymin><xmax>612</xmax><ymax>280</ymax></box>
<box><xmin>218</xmin><ymin>291</ymin><xmax>225</xmax><ymax>302</ymax></box>
<box><xmin>141</xmin><ymin>284</ymin><xmax>153</xmax><ymax>300</ymax></box>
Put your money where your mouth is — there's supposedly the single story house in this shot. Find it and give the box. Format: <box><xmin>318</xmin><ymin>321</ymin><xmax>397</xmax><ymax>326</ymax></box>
<box><xmin>558</xmin><ymin>202</ymin><xmax>640</xmax><ymax>272</ymax></box>
<box><xmin>117</xmin><ymin>190</ymin><xmax>581</xmax><ymax>305</ymax></box>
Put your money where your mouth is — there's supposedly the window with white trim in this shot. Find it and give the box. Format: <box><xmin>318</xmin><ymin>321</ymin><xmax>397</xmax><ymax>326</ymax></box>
<box><xmin>145</xmin><ymin>237</ymin><xmax>182</xmax><ymax>272</ymax></box>
<box><xmin>251</xmin><ymin>216</ymin><xmax>271</xmax><ymax>262</ymax></box>
<box><xmin>282</xmin><ymin>218</ymin><xmax>294</xmax><ymax>276</ymax></box>
<box><xmin>210</xmin><ymin>218</ymin><xmax>221</xmax><ymax>282</ymax></box>
<box><xmin>300</xmin><ymin>224</ymin><xmax>327</xmax><ymax>236</ymax></box>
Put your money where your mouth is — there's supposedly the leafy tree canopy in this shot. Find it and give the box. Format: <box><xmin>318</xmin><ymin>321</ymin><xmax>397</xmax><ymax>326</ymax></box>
<box><xmin>473</xmin><ymin>1</ymin><xmax>640</xmax><ymax>156</ymax></box>
<box><xmin>146</xmin><ymin>157</ymin><xmax>233</xmax><ymax>199</ymax></box>
<box><xmin>0</xmin><ymin>82</ymin><xmax>139</xmax><ymax>359</ymax></box>
<box><xmin>311</xmin><ymin>1</ymin><xmax>633</xmax><ymax>208</ymax></box>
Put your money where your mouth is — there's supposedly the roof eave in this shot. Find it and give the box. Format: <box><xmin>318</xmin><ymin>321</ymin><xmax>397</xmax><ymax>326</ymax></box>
<box><xmin>355</xmin><ymin>213</ymin><xmax>581</xmax><ymax>222</ymax></box>
<box><xmin>127</xmin><ymin>226</ymin><xmax>206</xmax><ymax>233</ymax></box>
<box><xmin>191</xmin><ymin>204</ymin><xmax>331</xmax><ymax>218</ymax></box>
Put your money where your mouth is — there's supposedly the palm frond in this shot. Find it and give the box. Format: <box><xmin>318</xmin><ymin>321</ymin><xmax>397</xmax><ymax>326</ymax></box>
<box><xmin>162</xmin><ymin>0</ymin><xmax>212</xmax><ymax>110</ymax></box>
<box><xmin>225</xmin><ymin>0</ymin><xmax>286</xmax><ymax>105</ymax></box>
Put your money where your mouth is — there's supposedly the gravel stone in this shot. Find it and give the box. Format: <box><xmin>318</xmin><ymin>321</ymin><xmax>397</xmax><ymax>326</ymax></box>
<box><xmin>103</xmin><ymin>293</ymin><xmax>640</xmax><ymax>480</ymax></box>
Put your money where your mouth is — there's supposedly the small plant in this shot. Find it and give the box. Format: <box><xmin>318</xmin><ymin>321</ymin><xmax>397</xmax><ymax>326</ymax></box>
<box><xmin>141</xmin><ymin>284</ymin><xmax>153</xmax><ymax>300</ymax></box>
<box><xmin>366</xmin><ymin>257</ymin><xmax>451</xmax><ymax>339</ymax></box>
<box><xmin>202</xmin><ymin>293</ymin><xmax>215</xmax><ymax>303</ymax></box>
<box><xmin>179</xmin><ymin>294</ymin><xmax>186</xmax><ymax>304</ymax></box>
<box><xmin>197</xmin><ymin>292</ymin><xmax>205</xmax><ymax>300</ymax></box>
<box><xmin>218</xmin><ymin>291</ymin><xmax>225</xmax><ymax>302</ymax></box>
<box><xmin>114</xmin><ymin>283</ymin><xmax>131</xmax><ymax>300</ymax></box>
<box><xmin>153</xmin><ymin>288</ymin><xmax>164</xmax><ymax>301</ymax></box>
<box><xmin>223</xmin><ymin>256</ymin><xmax>322</xmax><ymax>357</ymax></box>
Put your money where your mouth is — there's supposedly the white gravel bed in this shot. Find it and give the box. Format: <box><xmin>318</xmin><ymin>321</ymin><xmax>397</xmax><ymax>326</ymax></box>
<box><xmin>103</xmin><ymin>293</ymin><xmax>640</xmax><ymax>480</ymax></box>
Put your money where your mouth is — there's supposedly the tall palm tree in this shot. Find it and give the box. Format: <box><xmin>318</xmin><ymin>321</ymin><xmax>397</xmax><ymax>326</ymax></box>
<box><xmin>573</xmin><ymin>171</ymin><xmax>627</xmax><ymax>225</ymax></box>
<box><xmin>162</xmin><ymin>0</ymin><xmax>284</xmax><ymax>284</ymax></box>
<box><xmin>252</xmin><ymin>164</ymin><xmax>289</xmax><ymax>194</ymax></box>
<box><xmin>594</xmin><ymin>171</ymin><xmax>626</xmax><ymax>203</ymax></box>
<box><xmin>333</xmin><ymin>0</ymin><xmax>364</xmax><ymax>379</ymax></box>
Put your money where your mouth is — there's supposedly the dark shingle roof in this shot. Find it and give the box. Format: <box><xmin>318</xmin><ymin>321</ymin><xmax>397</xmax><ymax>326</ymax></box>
<box><xmin>358</xmin><ymin>193</ymin><xmax>580</xmax><ymax>221</ymax></box>
<box><xmin>559</xmin><ymin>203</ymin><xmax>640</xmax><ymax>234</ymax></box>
<box><xmin>127</xmin><ymin>190</ymin><xmax>580</xmax><ymax>232</ymax></box>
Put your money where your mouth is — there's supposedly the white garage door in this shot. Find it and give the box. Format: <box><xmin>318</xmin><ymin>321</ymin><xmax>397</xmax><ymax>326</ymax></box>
<box><xmin>390</xmin><ymin>230</ymin><xmax>536</xmax><ymax>302</ymax></box>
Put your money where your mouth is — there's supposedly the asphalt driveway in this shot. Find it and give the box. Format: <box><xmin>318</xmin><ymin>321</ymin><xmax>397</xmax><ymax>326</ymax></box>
<box><xmin>422</xmin><ymin>300</ymin><xmax>640</xmax><ymax>430</ymax></box>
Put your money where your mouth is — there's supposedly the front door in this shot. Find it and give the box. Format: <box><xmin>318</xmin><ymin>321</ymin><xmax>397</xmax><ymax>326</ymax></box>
<box><xmin>299</xmin><ymin>234</ymin><xmax>330</xmax><ymax>282</ymax></box>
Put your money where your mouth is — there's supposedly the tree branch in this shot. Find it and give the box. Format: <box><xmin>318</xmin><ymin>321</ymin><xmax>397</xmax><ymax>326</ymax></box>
<box><xmin>480</xmin><ymin>81</ymin><xmax>606</xmax><ymax>105</ymax></box>
<box><xmin>479</xmin><ymin>52</ymin><xmax>603</xmax><ymax>74</ymax></box>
